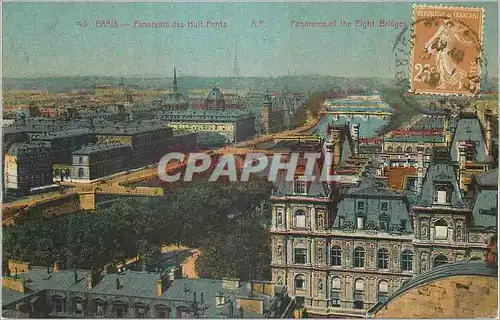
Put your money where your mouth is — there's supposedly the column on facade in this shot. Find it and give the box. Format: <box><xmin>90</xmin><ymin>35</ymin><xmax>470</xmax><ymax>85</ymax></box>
<box><xmin>311</xmin><ymin>206</ymin><xmax>316</xmax><ymax>231</ymax></box>
<box><xmin>287</xmin><ymin>238</ymin><xmax>293</xmax><ymax>265</ymax></box>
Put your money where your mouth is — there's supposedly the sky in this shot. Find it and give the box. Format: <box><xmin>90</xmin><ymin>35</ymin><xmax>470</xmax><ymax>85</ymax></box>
<box><xmin>2</xmin><ymin>2</ymin><xmax>498</xmax><ymax>78</ymax></box>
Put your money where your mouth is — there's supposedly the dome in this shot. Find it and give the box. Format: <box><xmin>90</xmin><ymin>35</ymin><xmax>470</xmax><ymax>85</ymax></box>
<box><xmin>206</xmin><ymin>87</ymin><xmax>225</xmax><ymax>109</ymax></box>
<box><xmin>207</xmin><ymin>87</ymin><xmax>224</xmax><ymax>102</ymax></box>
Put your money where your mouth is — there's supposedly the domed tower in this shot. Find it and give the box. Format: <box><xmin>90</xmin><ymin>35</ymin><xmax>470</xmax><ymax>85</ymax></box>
<box><xmin>206</xmin><ymin>86</ymin><xmax>225</xmax><ymax>110</ymax></box>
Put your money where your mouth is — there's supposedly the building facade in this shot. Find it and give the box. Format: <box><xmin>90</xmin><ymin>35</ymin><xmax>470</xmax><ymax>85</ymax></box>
<box><xmin>71</xmin><ymin>143</ymin><xmax>132</xmax><ymax>182</ymax></box>
<box><xmin>4</xmin><ymin>142</ymin><xmax>53</xmax><ymax>195</ymax></box>
<box><xmin>269</xmin><ymin>146</ymin><xmax>496</xmax><ymax>318</ymax></box>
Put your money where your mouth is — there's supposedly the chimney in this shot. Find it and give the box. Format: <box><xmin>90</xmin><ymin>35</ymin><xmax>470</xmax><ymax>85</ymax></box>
<box><xmin>116</xmin><ymin>278</ymin><xmax>121</xmax><ymax>290</ymax></box>
<box><xmin>353</xmin><ymin>123</ymin><xmax>360</xmax><ymax>155</ymax></box>
<box><xmin>87</xmin><ymin>273</ymin><xmax>93</xmax><ymax>289</ymax></box>
<box><xmin>156</xmin><ymin>279</ymin><xmax>163</xmax><ymax>296</ymax></box>
<box><xmin>458</xmin><ymin>142</ymin><xmax>467</xmax><ymax>191</ymax></box>
<box><xmin>485</xmin><ymin>110</ymin><xmax>493</xmax><ymax>156</ymax></box>
<box><xmin>201</xmin><ymin>292</ymin><xmax>204</xmax><ymax>304</ymax></box>
<box><xmin>74</xmin><ymin>266</ymin><xmax>78</xmax><ymax>284</ymax></box>
<box><xmin>416</xmin><ymin>148</ymin><xmax>424</xmax><ymax>195</ymax></box>
<box><xmin>443</xmin><ymin>112</ymin><xmax>451</xmax><ymax>146</ymax></box>
<box><xmin>193</xmin><ymin>292</ymin><xmax>197</xmax><ymax>304</ymax></box>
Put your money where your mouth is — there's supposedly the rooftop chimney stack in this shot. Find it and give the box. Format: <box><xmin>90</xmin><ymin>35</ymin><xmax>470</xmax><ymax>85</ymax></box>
<box><xmin>458</xmin><ymin>142</ymin><xmax>467</xmax><ymax>191</ymax></box>
<box><xmin>485</xmin><ymin>109</ymin><xmax>493</xmax><ymax>156</ymax></box>
<box><xmin>53</xmin><ymin>261</ymin><xmax>61</xmax><ymax>273</ymax></box>
<box><xmin>156</xmin><ymin>279</ymin><xmax>163</xmax><ymax>296</ymax></box>
<box><xmin>416</xmin><ymin>148</ymin><xmax>424</xmax><ymax>195</ymax></box>
<box><xmin>116</xmin><ymin>278</ymin><xmax>120</xmax><ymax>290</ymax></box>
<box><xmin>353</xmin><ymin>123</ymin><xmax>360</xmax><ymax>155</ymax></box>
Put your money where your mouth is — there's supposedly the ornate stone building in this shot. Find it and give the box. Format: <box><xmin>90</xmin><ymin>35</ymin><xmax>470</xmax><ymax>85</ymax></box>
<box><xmin>269</xmin><ymin>146</ymin><xmax>497</xmax><ymax>318</ymax></box>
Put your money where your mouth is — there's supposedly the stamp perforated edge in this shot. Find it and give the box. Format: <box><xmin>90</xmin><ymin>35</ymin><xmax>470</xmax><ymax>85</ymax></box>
<box><xmin>408</xmin><ymin>4</ymin><xmax>485</xmax><ymax>97</ymax></box>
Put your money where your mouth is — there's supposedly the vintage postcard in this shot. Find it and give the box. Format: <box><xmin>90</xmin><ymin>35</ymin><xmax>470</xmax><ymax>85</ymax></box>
<box><xmin>1</xmin><ymin>1</ymin><xmax>498</xmax><ymax>319</ymax></box>
<box><xmin>410</xmin><ymin>5</ymin><xmax>484</xmax><ymax>96</ymax></box>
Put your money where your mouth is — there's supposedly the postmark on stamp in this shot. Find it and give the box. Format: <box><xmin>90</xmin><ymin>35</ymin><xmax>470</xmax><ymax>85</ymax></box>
<box><xmin>410</xmin><ymin>5</ymin><xmax>484</xmax><ymax>96</ymax></box>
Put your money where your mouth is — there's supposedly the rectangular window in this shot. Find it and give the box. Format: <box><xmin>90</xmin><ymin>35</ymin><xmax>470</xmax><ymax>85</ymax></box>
<box><xmin>94</xmin><ymin>304</ymin><xmax>104</xmax><ymax>317</ymax></box>
<box><xmin>157</xmin><ymin>309</ymin><xmax>167</xmax><ymax>318</ymax></box>
<box><xmin>330</xmin><ymin>291</ymin><xmax>341</xmax><ymax>307</ymax></box>
<box><xmin>357</xmin><ymin>202</ymin><xmax>365</xmax><ymax>210</ymax></box>
<box><xmin>378</xmin><ymin>292</ymin><xmax>388</xmax><ymax>302</ymax></box>
<box><xmin>331</xmin><ymin>248</ymin><xmax>341</xmax><ymax>266</ymax></box>
<box><xmin>295</xmin><ymin>213</ymin><xmax>306</xmax><ymax>228</ymax></box>
<box><xmin>357</xmin><ymin>217</ymin><xmax>364</xmax><ymax>229</ymax></box>
<box><xmin>54</xmin><ymin>300</ymin><xmax>63</xmax><ymax>313</ymax></box>
<box><xmin>294</xmin><ymin>248</ymin><xmax>307</xmax><ymax>264</ymax></box>
<box><xmin>437</xmin><ymin>190</ymin><xmax>447</xmax><ymax>204</ymax></box>
<box><xmin>115</xmin><ymin>306</ymin><xmax>125</xmax><ymax>318</ymax></box>
<box><xmin>135</xmin><ymin>307</ymin><xmax>146</xmax><ymax>318</ymax></box>
<box><xmin>74</xmin><ymin>302</ymin><xmax>83</xmax><ymax>315</ymax></box>
<box><xmin>294</xmin><ymin>179</ymin><xmax>306</xmax><ymax>195</ymax></box>
<box><xmin>381</xmin><ymin>202</ymin><xmax>388</xmax><ymax>211</ymax></box>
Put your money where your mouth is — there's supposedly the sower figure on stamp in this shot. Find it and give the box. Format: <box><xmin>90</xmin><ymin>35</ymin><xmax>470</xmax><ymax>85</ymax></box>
<box><xmin>423</xmin><ymin>19</ymin><xmax>472</xmax><ymax>89</ymax></box>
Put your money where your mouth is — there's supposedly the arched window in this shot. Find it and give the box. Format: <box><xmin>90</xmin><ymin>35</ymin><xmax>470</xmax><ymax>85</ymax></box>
<box><xmin>354</xmin><ymin>247</ymin><xmax>365</xmax><ymax>268</ymax></box>
<box><xmin>112</xmin><ymin>301</ymin><xmax>128</xmax><ymax>318</ymax></box>
<box><xmin>331</xmin><ymin>246</ymin><xmax>341</xmax><ymax>266</ymax></box>
<box><xmin>377</xmin><ymin>249</ymin><xmax>389</xmax><ymax>269</ymax></box>
<box><xmin>434</xmin><ymin>220</ymin><xmax>448</xmax><ymax>240</ymax></box>
<box><xmin>276</xmin><ymin>210</ymin><xmax>283</xmax><ymax>226</ymax></box>
<box><xmin>433</xmin><ymin>254</ymin><xmax>449</xmax><ymax>267</ymax></box>
<box><xmin>78</xmin><ymin>168</ymin><xmax>84</xmax><ymax>178</ymax></box>
<box><xmin>330</xmin><ymin>277</ymin><xmax>341</xmax><ymax>307</ymax></box>
<box><xmin>134</xmin><ymin>303</ymin><xmax>147</xmax><ymax>318</ymax></box>
<box><xmin>378</xmin><ymin>281</ymin><xmax>389</xmax><ymax>302</ymax></box>
<box><xmin>401</xmin><ymin>250</ymin><xmax>413</xmax><ymax>271</ymax></box>
<box><xmin>425</xmin><ymin>147</ymin><xmax>432</xmax><ymax>154</ymax></box>
<box><xmin>79</xmin><ymin>156</ymin><xmax>83</xmax><ymax>164</ymax></box>
<box><xmin>54</xmin><ymin>169</ymin><xmax>61</xmax><ymax>179</ymax></box>
<box><xmin>92</xmin><ymin>299</ymin><xmax>105</xmax><ymax>317</ymax></box>
<box><xmin>295</xmin><ymin>274</ymin><xmax>306</xmax><ymax>290</ymax></box>
<box><xmin>73</xmin><ymin>297</ymin><xmax>85</xmax><ymax>316</ymax></box>
<box><xmin>294</xmin><ymin>209</ymin><xmax>306</xmax><ymax>228</ymax></box>
<box><xmin>406</xmin><ymin>146</ymin><xmax>412</xmax><ymax>153</ymax></box>
<box><xmin>379</xmin><ymin>213</ymin><xmax>390</xmax><ymax>231</ymax></box>
<box><xmin>52</xmin><ymin>295</ymin><xmax>64</xmax><ymax>313</ymax></box>
<box><xmin>396</xmin><ymin>146</ymin><xmax>403</xmax><ymax>153</ymax></box>
<box><xmin>354</xmin><ymin>279</ymin><xmax>364</xmax><ymax>309</ymax></box>
<box><xmin>387</xmin><ymin>146</ymin><xmax>393</xmax><ymax>152</ymax></box>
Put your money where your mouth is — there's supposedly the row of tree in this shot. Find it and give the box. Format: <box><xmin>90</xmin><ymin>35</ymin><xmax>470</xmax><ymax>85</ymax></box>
<box><xmin>3</xmin><ymin>179</ymin><xmax>273</xmax><ymax>280</ymax></box>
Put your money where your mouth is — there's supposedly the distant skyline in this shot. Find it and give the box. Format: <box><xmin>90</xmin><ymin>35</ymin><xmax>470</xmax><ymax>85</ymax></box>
<box><xmin>2</xmin><ymin>2</ymin><xmax>498</xmax><ymax>78</ymax></box>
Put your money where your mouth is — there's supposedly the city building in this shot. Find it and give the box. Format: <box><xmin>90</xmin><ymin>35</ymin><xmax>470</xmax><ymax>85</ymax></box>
<box><xmin>4</xmin><ymin>142</ymin><xmax>53</xmax><ymax>195</ymax></box>
<box><xmin>2</xmin><ymin>260</ymin><xmax>299</xmax><ymax>319</ymax></box>
<box><xmin>95</xmin><ymin>122</ymin><xmax>174</xmax><ymax>168</ymax></box>
<box><xmin>159</xmin><ymin>68</ymin><xmax>189</xmax><ymax>110</ymax></box>
<box><xmin>269</xmin><ymin>146</ymin><xmax>497</xmax><ymax>317</ymax></box>
<box><xmin>71</xmin><ymin>143</ymin><xmax>132</xmax><ymax>182</ymax></box>
<box><xmin>161</xmin><ymin>87</ymin><xmax>255</xmax><ymax>146</ymax></box>
<box><xmin>29</xmin><ymin>129</ymin><xmax>94</xmax><ymax>165</ymax></box>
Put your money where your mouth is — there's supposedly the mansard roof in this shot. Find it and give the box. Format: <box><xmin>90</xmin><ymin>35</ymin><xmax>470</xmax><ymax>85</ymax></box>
<box><xmin>450</xmin><ymin>116</ymin><xmax>489</xmax><ymax>162</ymax></box>
<box><xmin>413</xmin><ymin>155</ymin><xmax>469</xmax><ymax>209</ymax></box>
<box><xmin>474</xmin><ymin>168</ymin><xmax>498</xmax><ymax>188</ymax></box>
<box><xmin>343</xmin><ymin>178</ymin><xmax>403</xmax><ymax>198</ymax></box>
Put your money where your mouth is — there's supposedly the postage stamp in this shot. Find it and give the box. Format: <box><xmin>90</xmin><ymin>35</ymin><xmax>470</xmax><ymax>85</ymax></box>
<box><xmin>410</xmin><ymin>5</ymin><xmax>484</xmax><ymax>96</ymax></box>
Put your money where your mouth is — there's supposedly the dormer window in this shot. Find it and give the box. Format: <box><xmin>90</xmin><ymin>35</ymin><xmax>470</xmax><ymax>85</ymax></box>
<box><xmin>434</xmin><ymin>184</ymin><xmax>451</xmax><ymax>204</ymax></box>
<box><xmin>294</xmin><ymin>177</ymin><xmax>308</xmax><ymax>195</ymax></box>
<box><xmin>381</xmin><ymin>202</ymin><xmax>388</xmax><ymax>211</ymax></box>
<box><xmin>357</xmin><ymin>202</ymin><xmax>365</xmax><ymax>211</ymax></box>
